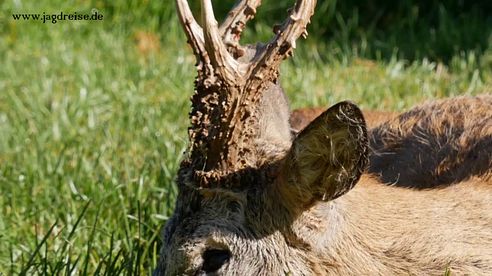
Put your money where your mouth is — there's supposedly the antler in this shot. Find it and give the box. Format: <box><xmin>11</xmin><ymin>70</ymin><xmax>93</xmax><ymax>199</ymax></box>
<box><xmin>201</xmin><ymin>0</ymin><xmax>241</xmax><ymax>84</ymax></box>
<box><xmin>246</xmin><ymin>0</ymin><xmax>316</xmax><ymax>93</ymax></box>
<box><xmin>176</xmin><ymin>0</ymin><xmax>241</xmax><ymax>85</ymax></box>
<box><xmin>219</xmin><ymin>0</ymin><xmax>262</xmax><ymax>57</ymax></box>
<box><xmin>175</xmin><ymin>0</ymin><xmax>317</xmax><ymax>177</ymax></box>
<box><xmin>175</xmin><ymin>0</ymin><xmax>206</xmax><ymax>65</ymax></box>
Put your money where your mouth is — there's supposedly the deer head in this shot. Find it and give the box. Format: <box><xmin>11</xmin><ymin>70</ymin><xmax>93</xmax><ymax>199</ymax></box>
<box><xmin>156</xmin><ymin>1</ymin><xmax>368</xmax><ymax>275</ymax></box>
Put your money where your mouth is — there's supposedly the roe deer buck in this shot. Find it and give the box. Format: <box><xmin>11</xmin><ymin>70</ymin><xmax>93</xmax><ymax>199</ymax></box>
<box><xmin>155</xmin><ymin>0</ymin><xmax>492</xmax><ymax>275</ymax></box>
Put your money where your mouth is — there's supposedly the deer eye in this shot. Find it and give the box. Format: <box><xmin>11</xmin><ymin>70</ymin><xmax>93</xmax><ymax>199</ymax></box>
<box><xmin>201</xmin><ymin>249</ymin><xmax>231</xmax><ymax>273</ymax></box>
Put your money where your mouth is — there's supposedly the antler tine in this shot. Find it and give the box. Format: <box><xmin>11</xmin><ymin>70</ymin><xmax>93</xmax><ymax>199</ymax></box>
<box><xmin>175</xmin><ymin>0</ymin><xmax>208</xmax><ymax>66</ymax></box>
<box><xmin>247</xmin><ymin>0</ymin><xmax>316</xmax><ymax>88</ymax></box>
<box><xmin>201</xmin><ymin>0</ymin><xmax>240</xmax><ymax>85</ymax></box>
<box><xmin>219</xmin><ymin>0</ymin><xmax>262</xmax><ymax>53</ymax></box>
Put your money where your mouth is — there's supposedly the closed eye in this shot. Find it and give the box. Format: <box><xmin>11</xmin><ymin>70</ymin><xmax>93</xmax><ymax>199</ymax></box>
<box><xmin>201</xmin><ymin>249</ymin><xmax>231</xmax><ymax>273</ymax></box>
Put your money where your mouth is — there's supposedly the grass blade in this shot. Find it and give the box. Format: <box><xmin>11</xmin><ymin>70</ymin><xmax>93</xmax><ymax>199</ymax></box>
<box><xmin>20</xmin><ymin>220</ymin><xmax>58</xmax><ymax>276</ymax></box>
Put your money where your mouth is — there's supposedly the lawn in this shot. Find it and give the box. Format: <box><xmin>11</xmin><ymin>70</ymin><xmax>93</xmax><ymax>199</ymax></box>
<box><xmin>0</xmin><ymin>0</ymin><xmax>491</xmax><ymax>274</ymax></box>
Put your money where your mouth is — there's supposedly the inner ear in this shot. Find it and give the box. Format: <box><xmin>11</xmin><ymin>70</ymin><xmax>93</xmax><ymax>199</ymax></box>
<box><xmin>280</xmin><ymin>101</ymin><xmax>368</xmax><ymax>208</ymax></box>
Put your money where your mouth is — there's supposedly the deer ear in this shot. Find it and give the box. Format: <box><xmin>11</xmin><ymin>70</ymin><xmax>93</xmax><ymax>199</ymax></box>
<box><xmin>280</xmin><ymin>102</ymin><xmax>368</xmax><ymax>208</ymax></box>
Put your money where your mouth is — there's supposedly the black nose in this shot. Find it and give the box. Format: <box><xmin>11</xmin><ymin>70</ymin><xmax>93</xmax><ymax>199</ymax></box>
<box><xmin>202</xmin><ymin>249</ymin><xmax>231</xmax><ymax>273</ymax></box>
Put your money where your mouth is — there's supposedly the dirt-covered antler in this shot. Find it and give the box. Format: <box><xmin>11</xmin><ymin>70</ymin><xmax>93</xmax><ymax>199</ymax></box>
<box><xmin>175</xmin><ymin>0</ymin><xmax>317</xmax><ymax>178</ymax></box>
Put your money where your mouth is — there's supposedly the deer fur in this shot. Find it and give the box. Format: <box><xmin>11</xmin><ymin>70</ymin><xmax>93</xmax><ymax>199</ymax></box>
<box><xmin>156</xmin><ymin>95</ymin><xmax>492</xmax><ymax>275</ymax></box>
<box><xmin>156</xmin><ymin>1</ymin><xmax>492</xmax><ymax>275</ymax></box>
<box><xmin>290</xmin><ymin>108</ymin><xmax>396</xmax><ymax>131</ymax></box>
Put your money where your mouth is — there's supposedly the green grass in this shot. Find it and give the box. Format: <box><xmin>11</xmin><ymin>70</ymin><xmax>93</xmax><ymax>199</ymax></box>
<box><xmin>0</xmin><ymin>0</ymin><xmax>491</xmax><ymax>274</ymax></box>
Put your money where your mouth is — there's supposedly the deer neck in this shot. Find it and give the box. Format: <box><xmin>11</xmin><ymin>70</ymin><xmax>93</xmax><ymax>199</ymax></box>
<box><xmin>277</xmin><ymin>176</ymin><xmax>395</xmax><ymax>274</ymax></box>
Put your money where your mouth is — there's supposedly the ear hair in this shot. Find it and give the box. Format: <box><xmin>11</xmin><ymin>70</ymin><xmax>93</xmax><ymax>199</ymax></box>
<box><xmin>279</xmin><ymin>101</ymin><xmax>368</xmax><ymax>209</ymax></box>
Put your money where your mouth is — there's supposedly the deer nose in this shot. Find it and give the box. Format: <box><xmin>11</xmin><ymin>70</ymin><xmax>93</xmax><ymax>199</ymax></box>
<box><xmin>201</xmin><ymin>249</ymin><xmax>231</xmax><ymax>273</ymax></box>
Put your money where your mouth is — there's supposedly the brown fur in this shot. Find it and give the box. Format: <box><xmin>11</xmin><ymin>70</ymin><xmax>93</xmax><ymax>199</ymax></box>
<box><xmin>290</xmin><ymin>97</ymin><xmax>492</xmax><ymax>188</ymax></box>
<box><xmin>369</xmin><ymin>95</ymin><xmax>492</xmax><ymax>187</ymax></box>
<box><xmin>290</xmin><ymin>107</ymin><xmax>396</xmax><ymax>131</ymax></box>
